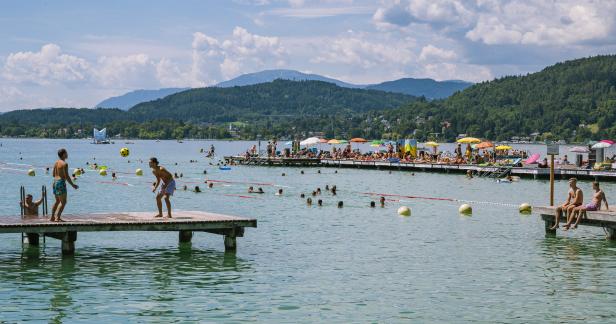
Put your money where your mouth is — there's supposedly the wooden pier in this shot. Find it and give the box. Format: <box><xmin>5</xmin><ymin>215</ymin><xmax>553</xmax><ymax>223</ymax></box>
<box><xmin>224</xmin><ymin>156</ymin><xmax>616</xmax><ymax>181</ymax></box>
<box><xmin>535</xmin><ymin>206</ymin><xmax>616</xmax><ymax>239</ymax></box>
<box><xmin>0</xmin><ymin>211</ymin><xmax>257</xmax><ymax>255</ymax></box>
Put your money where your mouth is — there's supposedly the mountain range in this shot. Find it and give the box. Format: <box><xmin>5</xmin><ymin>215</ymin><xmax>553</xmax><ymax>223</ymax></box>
<box><xmin>94</xmin><ymin>69</ymin><xmax>472</xmax><ymax>110</ymax></box>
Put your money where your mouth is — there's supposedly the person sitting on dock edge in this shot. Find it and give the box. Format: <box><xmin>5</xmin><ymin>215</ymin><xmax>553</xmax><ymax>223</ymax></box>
<box><xmin>564</xmin><ymin>182</ymin><xmax>608</xmax><ymax>230</ymax></box>
<box><xmin>20</xmin><ymin>194</ymin><xmax>43</xmax><ymax>216</ymax></box>
<box><xmin>51</xmin><ymin>148</ymin><xmax>79</xmax><ymax>222</ymax></box>
<box><xmin>551</xmin><ymin>178</ymin><xmax>583</xmax><ymax>230</ymax></box>
<box><xmin>150</xmin><ymin>157</ymin><xmax>175</xmax><ymax>218</ymax></box>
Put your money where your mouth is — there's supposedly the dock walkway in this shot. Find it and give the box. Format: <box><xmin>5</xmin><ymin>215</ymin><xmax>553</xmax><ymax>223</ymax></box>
<box><xmin>1</xmin><ymin>211</ymin><xmax>257</xmax><ymax>255</ymax></box>
<box><xmin>224</xmin><ymin>156</ymin><xmax>616</xmax><ymax>181</ymax></box>
<box><xmin>535</xmin><ymin>206</ymin><xmax>616</xmax><ymax>239</ymax></box>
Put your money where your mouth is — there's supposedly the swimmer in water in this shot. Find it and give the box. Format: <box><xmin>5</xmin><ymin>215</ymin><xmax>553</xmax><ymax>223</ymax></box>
<box><xmin>194</xmin><ymin>186</ymin><xmax>201</xmax><ymax>193</ymax></box>
<box><xmin>276</xmin><ymin>189</ymin><xmax>283</xmax><ymax>196</ymax></box>
<box><xmin>112</xmin><ymin>172</ymin><xmax>117</xmax><ymax>180</ymax></box>
<box><xmin>370</xmin><ymin>201</ymin><xmax>376</xmax><ymax>208</ymax></box>
<box><xmin>466</xmin><ymin>170</ymin><xmax>473</xmax><ymax>178</ymax></box>
<box><xmin>300</xmin><ymin>193</ymin><xmax>305</xmax><ymax>198</ymax></box>
<box><xmin>337</xmin><ymin>201</ymin><xmax>343</xmax><ymax>208</ymax></box>
<box><xmin>307</xmin><ymin>198</ymin><xmax>312</xmax><ymax>206</ymax></box>
<box><xmin>208</xmin><ymin>182</ymin><xmax>213</xmax><ymax>188</ymax></box>
<box><xmin>257</xmin><ymin>187</ymin><xmax>264</xmax><ymax>194</ymax></box>
<box><xmin>20</xmin><ymin>194</ymin><xmax>43</xmax><ymax>216</ymax></box>
<box><xmin>380</xmin><ymin>196</ymin><xmax>385</xmax><ymax>207</ymax></box>
<box><xmin>316</xmin><ymin>188</ymin><xmax>321</xmax><ymax>195</ymax></box>
<box><xmin>248</xmin><ymin>186</ymin><xmax>254</xmax><ymax>193</ymax></box>
<box><xmin>318</xmin><ymin>199</ymin><xmax>322</xmax><ymax>206</ymax></box>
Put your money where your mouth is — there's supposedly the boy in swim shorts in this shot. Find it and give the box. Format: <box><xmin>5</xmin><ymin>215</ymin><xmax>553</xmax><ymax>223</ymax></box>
<box><xmin>150</xmin><ymin>157</ymin><xmax>175</xmax><ymax>218</ymax></box>
<box><xmin>51</xmin><ymin>148</ymin><xmax>79</xmax><ymax>222</ymax></box>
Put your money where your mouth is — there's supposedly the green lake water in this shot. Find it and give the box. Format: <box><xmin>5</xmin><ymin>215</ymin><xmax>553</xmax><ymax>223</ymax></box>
<box><xmin>0</xmin><ymin>139</ymin><xmax>615</xmax><ymax>322</ymax></box>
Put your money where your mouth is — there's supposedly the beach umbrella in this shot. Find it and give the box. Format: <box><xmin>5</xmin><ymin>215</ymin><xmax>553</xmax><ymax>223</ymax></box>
<box><xmin>350</xmin><ymin>138</ymin><xmax>368</xmax><ymax>143</ymax></box>
<box><xmin>371</xmin><ymin>140</ymin><xmax>384</xmax><ymax>145</ymax></box>
<box><xmin>495</xmin><ymin>145</ymin><xmax>513</xmax><ymax>150</ymax></box>
<box><xmin>475</xmin><ymin>141</ymin><xmax>494</xmax><ymax>149</ymax></box>
<box><xmin>327</xmin><ymin>139</ymin><xmax>341</xmax><ymax>144</ymax></box>
<box><xmin>300</xmin><ymin>137</ymin><xmax>320</xmax><ymax>146</ymax></box>
<box><xmin>592</xmin><ymin>142</ymin><xmax>611</xmax><ymax>149</ymax></box>
<box><xmin>569</xmin><ymin>146</ymin><xmax>590</xmax><ymax>153</ymax></box>
<box><xmin>456</xmin><ymin>137</ymin><xmax>481</xmax><ymax>144</ymax></box>
<box><xmin>339</xmin><ymin>140</ymin><xmax>349</xmax><ymax>144</ymax></box>
<box><xmin>424</xmin><ymin>141</ymin><xmax>439</xmax><ymax>147</ymax></box>
<box><xmin>319</xmin><ymin>138</ymin><xmax>328</xmax><ymax>143</ymax></box>
<box><xmin>600</xmin><ymin>139</ymin><xmax>615</xmax><ymax>145</ymax></box>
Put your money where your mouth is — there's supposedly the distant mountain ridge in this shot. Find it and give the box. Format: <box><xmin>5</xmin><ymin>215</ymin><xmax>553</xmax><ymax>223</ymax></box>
<box><xmin>216</xmin><ymin>69</ymin><xmax>361</xmax><ymax>88</ymax></box>
<box><xmin>366</xmin><ymin>78</ymin><xmax>472</xmax><ymax>99</ymax></box>
<box><xmin>94</xmin><ymin>70</ymin><xmax>472</xmax><ymax>110</ymax></box>
<box><xmin>95</xmin><ymin>88</ymin><xmax>189</xmax><ymax>110</ymax></box>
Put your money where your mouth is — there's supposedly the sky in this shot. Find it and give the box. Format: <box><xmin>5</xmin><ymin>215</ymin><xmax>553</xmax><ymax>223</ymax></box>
<box><xmin>1</xmin><ymin>0</ymin><xmax>616</xmax><ymax>111</ymax></box>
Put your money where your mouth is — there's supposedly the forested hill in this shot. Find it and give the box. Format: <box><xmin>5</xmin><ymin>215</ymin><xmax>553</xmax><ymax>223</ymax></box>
<box><xmin>384</xmin><ymin>55</ymin><xmax>616</xmax><ymax>141</ymax></box>
<box><xmin>128</xmin><ymin>79</ymin><xmax>416</xmax><ymax>123</ymax></box>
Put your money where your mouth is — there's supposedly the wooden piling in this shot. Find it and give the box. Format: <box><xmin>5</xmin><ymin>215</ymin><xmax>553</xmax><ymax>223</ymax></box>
<box><xmin>179</xmin><ymin>230</ymin><xmax>193</xmax><ymax>243</ymax></box>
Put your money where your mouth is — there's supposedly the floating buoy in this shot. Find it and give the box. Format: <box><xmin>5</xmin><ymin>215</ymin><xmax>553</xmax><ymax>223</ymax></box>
<box><xmin>519</xmin><ymin>203</ymin><xmax>532</xmax><ymax>214</ymax></box>
<box><xmin>99</xmin><ymin>169</ymin><xmax>107</xmax><ymax>176</ymax></box>
<box><xmin>74</xmin><ymin>168</ymin><xmax>82</xmax><ymax>176</ymax></box>
<box><xmin>27</xmin><ymin>169</ymin><xmax>35</xmax><ymax>176</ymax></box>
<box><xmin>120</xmin><ymin>147</ymin><xmax>130</xmax><ymax>157</ymax></box>
<box><xmin>135</xmin><ymin>168</ymin><xmax>143</xmax><ymax>176</ymax></box>
<box><xmin>459</xmin><ymin>204</ymin><xmax>472</xmax><ymax>215</ymax></box>
<box><xmin>397</xmin><ymin>206</ymin><xmax>411</xmax><ymax>216</ymax></box>
<box><xmin>100</xmin><ymin>165</ymin><xmax>108</xmax><ymax>171</ymax></box>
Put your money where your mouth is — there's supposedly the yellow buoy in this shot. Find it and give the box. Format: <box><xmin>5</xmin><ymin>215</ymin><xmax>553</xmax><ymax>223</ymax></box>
<box><xmin>459</xmin><ymin>204</ymin><xmax>472</xmax><ymax>215</ymax></box>
<box><xmin>519</xmin><ymin>203</ymin><xmax>532</xmax><ymax>214</ymax></box>
<box><xmin>27</xmin><ymin>169</ymin><xmax>35</xmax><ymax>176</ymax></box>
<box><xmin>99</xmin><ymin>165</ymin><xmax>108</xmax><ymax>171</ymax></box>
<box><xmin>397</xmin><ymin>206</ymin><xmax>411</xmax><ymax>216</ymax></box>
<box><xmin>135</xmin><ymin>168</ymin><xmax>143</xmax><ymax>176</ymax></box>
<box><xmin>120</xmin><ymin>147</ymin><xmax>130</xmax><ymax>157</ymax></box>
<box><xmin>74</xmin><ymin>168</ymin><xmax>82</xmax><ymax>176</ymax></box>
<box><xmin>99</xmin><ymin>169</ymin><xmax>107</xmax><ymax>176</ymax></box>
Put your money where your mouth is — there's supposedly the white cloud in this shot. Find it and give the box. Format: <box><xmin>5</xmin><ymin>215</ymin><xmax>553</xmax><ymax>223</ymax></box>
<box><xmin>419</xmin><ymin>44</ymin><xmax>456</xmax><ymax>62</ymax></box>
<box><xmin>190</xmin><ymin>27</ymin><xmax>286</xmax><ymax>85</ymax></box>
<box><xmin>2</xmin><ymin>44</ymin><xmax>90</xmax><ymax>85</ymax></box>
<box><xmin>420</xmin><ymin>62</ymin><xmax>492</xmax><ymax>82</ymax></box>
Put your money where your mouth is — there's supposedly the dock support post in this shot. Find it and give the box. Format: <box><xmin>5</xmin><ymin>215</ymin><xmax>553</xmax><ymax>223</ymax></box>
<box><xmin>23</xmin><ymin>233</ymin><xmax>40</xmax><ymax>246</ymax></box>
<box><xmin>179</xmin><ymin>230</ymin><xmax>193</xmax><ymax>243</ymax></box>
<box><xmin>224</xmin><ymin>235</ymin><xmax>236</xmax><ymax>252</ymax></box>
<box><xmin>606</xmin><ymin>228</ymin><xmax>616</xmax><ymax>240</ymax></box>
<box><xmin>61</xmin><ymin>231</ymin><xmax>77</xmax><ymax>256</ymax></box>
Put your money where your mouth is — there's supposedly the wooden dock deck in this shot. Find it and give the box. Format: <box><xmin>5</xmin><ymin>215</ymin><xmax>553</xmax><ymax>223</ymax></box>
<box><xmin>224</xmin><ymin>156</ymin><xmax>616</xmax><ymax>181</ymax></box>
<box><xmin>534</xmin><ymin>206</ymin><xmax>616</xmax><ymax>239</ymax></box>
<box><xmin>1</xmin><ymin>211</ymin><xmax>257</xmax><ymax>255</ymax></box>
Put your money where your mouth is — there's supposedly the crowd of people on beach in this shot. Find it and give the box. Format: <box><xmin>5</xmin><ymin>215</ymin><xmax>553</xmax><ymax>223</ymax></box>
<box><xmin>243</xmin><ymin>141</ymin><xmax>529</xmax><ymax>166</ymax></box>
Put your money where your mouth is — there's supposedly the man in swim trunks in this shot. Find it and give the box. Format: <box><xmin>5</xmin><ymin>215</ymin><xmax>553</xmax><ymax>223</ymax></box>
<box><xmin>551</xmin><ymin>178</ymin><xmax>582</xmax><ymax>230</ymax></box>
<box><xmin>565</xmin><ymin>182</ymin><xmax>608</xmax><ymax>230</ymax></box>
<box><xmin>51</xmin><ymin>148</ymin><xmax>79</xmax><ymax>222</ymax></box>
<box><xmin>150</xmin><ymin>157</ymin><xmax>175</xmax><ymax>218</ymax></box>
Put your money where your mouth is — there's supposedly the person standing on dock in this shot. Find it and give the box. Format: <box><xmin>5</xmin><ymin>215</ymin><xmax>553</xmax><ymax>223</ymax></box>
<box><xmin>551</xmin><ymin>178</ymin><xmax>583</xmax><ymax>230</ymax></box>
<box><xmin>51</xmin><ymin>148</ymin><xmax>79</xmax><ymax>222</ymax></box>
<box><xmin>150</xmin><ymin>157</ymin><xmax>175</xmax><ymax>218</ymax></box>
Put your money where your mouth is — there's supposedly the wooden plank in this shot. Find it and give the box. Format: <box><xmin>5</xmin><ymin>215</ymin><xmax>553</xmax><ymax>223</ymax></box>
<box><xmin>0</xmin><ymin>210</ymin><xmax>256</xmax><ymax>234</ymax></box>
<box><xmin>535</xmin><ymin>206</ymin><xmax>616</xmax><ymax>227</ymax></box>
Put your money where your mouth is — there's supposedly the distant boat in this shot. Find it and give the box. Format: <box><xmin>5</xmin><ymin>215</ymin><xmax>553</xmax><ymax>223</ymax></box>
<box><xmin>125</xmin><ymin>141</ymin><xmax>134</xmax><ymax>144</ymax></box>
<box><xmin>92</xmin><ymin>128</ymin><xmax>111</xmax><ymax>144</ymax></box>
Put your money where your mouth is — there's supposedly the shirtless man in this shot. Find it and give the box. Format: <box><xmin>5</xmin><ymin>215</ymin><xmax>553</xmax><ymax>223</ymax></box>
<box><xmin>565</xmin><ymin>182</ymin><xmax>608</xmax><ymax>230</ymax></box>
<box><xmin>551</xmin><ymin>178</ymin><xmax>582</xmax><ymax>230</ymax></box>
<box><xmin>149</xmin><ymin>157</ymin><xmax>175</xmax><ymax>218</ymax></box>
<box><xmin>20</xmin><ymin>194</ymin><xmax>43</xmax><ymax>216</ymax></box>
<box><xmin>51</xmin><ymin>148</ymin><xmax>79</xmax><ymax>222</ymax></box>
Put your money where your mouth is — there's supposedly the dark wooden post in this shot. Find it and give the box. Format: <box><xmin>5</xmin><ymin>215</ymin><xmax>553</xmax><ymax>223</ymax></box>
<box><xmin>24</xmin><ymin>233</ymin><xmax>40</xmax><ymax>246</ymax></box>
<box><xmin>606</xmin><ymin>228</ymin><xmax>616</xmax><ymax>240</ymax></box>
<box><xmin>61</xmin><ymin>231</ymin><xmax>77</xmax><ymax>256</ymax></box>
<box><xmin>179</xmin><ymin>230</ymin><xmax>193</xmax><ymax>243</ymax></box>
<box><xmin>224</xmin><ymin>235</ymin><xmax>237</xmax><ymax>252</ymax></box>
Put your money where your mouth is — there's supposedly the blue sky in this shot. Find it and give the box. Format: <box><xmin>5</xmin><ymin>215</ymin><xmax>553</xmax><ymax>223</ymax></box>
<box><xmin>1</xmin><ymin>0</ymin><xmax>615</xmax><ymax>110</ymax></box>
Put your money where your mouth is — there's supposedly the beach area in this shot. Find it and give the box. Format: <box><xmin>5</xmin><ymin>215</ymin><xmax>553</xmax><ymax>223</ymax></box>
<box><xmin>2</xmin><ymin>139</ymin><xmax>616</xmax><ymax>321</ymax></box>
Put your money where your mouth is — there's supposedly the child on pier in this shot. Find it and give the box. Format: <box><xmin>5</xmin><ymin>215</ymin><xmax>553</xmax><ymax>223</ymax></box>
<box><xmin>150</xmin><ymin>157</ymin><xmax>175</xmax><ymax>218</ymax></box>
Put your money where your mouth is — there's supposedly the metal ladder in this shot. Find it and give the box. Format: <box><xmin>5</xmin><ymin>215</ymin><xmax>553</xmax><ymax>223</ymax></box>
<box><xmin>20</xmin><ymin>185</ymin><xmax>48</xmax><ymax>244</ymax></box>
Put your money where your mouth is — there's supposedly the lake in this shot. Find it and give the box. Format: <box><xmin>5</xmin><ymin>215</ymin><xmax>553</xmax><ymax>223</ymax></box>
<box><xmin>0</xmin><ymin>139</ymin><xmax>615</xmax><ymax>322</ymax></box>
